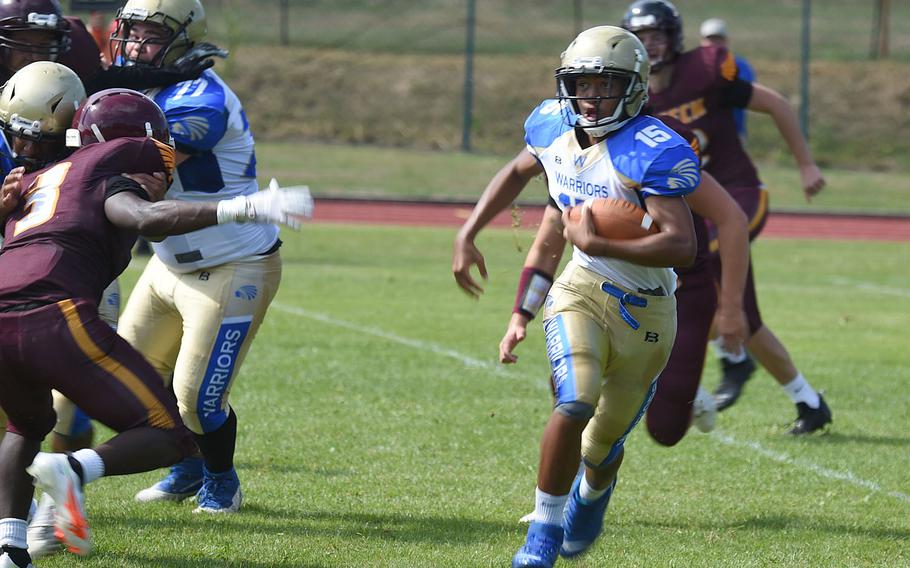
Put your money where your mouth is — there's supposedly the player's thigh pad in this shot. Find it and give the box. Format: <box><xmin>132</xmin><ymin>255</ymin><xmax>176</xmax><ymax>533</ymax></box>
<box><xmin>579</xmin><ymin>279</ymin><xmax>678</xmax><ymax>467</ymax></box>
<box><xmin>118</xmin><ymin>255</ymin><xmax>184</xmax><ymax>382</ymax></box>
<box><xmin>171</xmin><ymin>253</ymin><xmax>282</xmax><ymax>434</ymax></box>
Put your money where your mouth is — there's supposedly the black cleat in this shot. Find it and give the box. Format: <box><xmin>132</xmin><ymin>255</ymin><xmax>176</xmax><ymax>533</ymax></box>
<box><xmin>788</xmin><ymin>395</ymin><xmax>832</xmax><ymax>435</ymax></box>
<box><xmin>713</xmin><ymin>356</ymin><xmax>757</xmax><ymax>411</ymax></box>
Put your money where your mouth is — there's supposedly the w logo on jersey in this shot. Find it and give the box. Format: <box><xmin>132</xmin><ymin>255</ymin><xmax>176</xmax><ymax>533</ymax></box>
<box><xmin>573</xmin><ymin>154</ymin><xmax>586</xmax><ymax>168</ymax></box>
<box><xmin>171</xmin><ymin>116</ymin><xmax>210</xmax><ymax>142</ymax></box>
<box><xmin>667</xmin><ymin>158</ymin><xmax>699</xmax><ymax>190</ymax></box>
<box><xmin>234</xmin><ymin>285</ymin><xmax>258</xmax><ymax>300</ymax></box>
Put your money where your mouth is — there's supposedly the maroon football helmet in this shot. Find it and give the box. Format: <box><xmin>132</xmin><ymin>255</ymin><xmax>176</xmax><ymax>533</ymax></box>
<box><xmin>0</xmin><ymin>0</ymin><xmax>71</xmax><ymax>68</ymax></box>
<box><xmin>67</xmin><ymin>88</ymin><xmax>172</xmax><ymax>148</ymax></box>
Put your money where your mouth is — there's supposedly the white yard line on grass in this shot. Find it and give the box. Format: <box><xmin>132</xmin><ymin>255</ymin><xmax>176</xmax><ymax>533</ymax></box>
<box><xmin>711</xmin><ymin>432</ymin><xmax>910</xmax><ymax>503</ymax></box>
<box><xmin>828</xmin><ymin>277</ymin><xmax>910</xmax><ymax>299</ymax></box>
<box><xmin>272</xmin><ymin>302</ymin><xmax>514</xmax><ymax>378</ymax></box>
<box><xmin>273</xmin><ymin>302</ymin><xmax>909</xmax><ymax>505</ymax></box>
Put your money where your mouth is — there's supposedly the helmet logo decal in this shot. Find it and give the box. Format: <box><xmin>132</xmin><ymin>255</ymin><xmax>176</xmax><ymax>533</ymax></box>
<box><xmin>26</xmin><ymin>12</ymin><xmax>59</xmax><ymax>27</ymax></box>
<box><xmin>628</xmin><ymin>15</ymin><xmax>657</xmax><ymax>27</ymax></box>
<box><xmin>666</xmin><ymin>158</ymin><xmax>699</xmax><ymax>189</ymax></box>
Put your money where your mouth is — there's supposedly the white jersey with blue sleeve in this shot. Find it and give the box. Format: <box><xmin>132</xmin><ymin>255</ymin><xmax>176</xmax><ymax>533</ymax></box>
<box><xmin>148</xmin><ymin>69</ymin><xmax>279</xmax><ymax>272</ymax></box>
<box><xmin>525</xmin><ymin>100</ymin><xmax>700</xmax><ymax>294</ymax></box>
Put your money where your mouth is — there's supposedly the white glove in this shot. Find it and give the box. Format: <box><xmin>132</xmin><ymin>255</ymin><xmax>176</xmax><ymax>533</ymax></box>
<box><xmin>216</xmin><ymin>178</ymin><xmax>314</xmax><ymax>229</ymax></box>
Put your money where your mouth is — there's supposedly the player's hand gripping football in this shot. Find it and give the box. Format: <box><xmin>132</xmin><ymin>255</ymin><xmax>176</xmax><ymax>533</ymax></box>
<box><xmin>561</xmin><ymin>205</ymin><xmax>596</xmax><ymax>254</ymax></box>
<box><xmin>499</xmin><ymin>312</ymin><xmax>529</xmax><ymax>364</ymax></box>
<box><xmin>216</xmin><ymin>178</ymin><xmax>314</xmax><ymax>229</ymax></box>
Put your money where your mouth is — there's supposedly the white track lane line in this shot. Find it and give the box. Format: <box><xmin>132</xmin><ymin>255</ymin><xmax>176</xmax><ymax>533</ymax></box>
<box><xmin>273</xmin><ymin>302</ymin><xmax>909</xmax><ymax>505</ymax></box>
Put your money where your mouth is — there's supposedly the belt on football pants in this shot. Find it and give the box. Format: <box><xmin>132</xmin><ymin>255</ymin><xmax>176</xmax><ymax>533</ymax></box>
<box><xmin>600</xmin><ymin>282</ymin><xmax>648</xmax><ymax>330</ymax></box>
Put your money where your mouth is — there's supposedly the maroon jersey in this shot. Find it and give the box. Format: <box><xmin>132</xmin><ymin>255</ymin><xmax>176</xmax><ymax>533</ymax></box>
<box><xmin>0</xmin><ymin>137</ymin><xmax>175</xmax><ymax>308</ymax></box>
<box><xmin>58</xmin><ymin>16</ymin><xmax>103</xmax><ymax>84</ymax></box>
<box><xmin>0</xmin><ymin>17</ymin><xmax>101</xmax><ymax>85</ymax></box>
<box><xmin>653</xmin><ymin>113</ymin><xmax>712</xmax><ymax>282</ymax></box>
<box><xmin>648</xmin><ymin>45</ymin><xmax>761</xmax><ymax>190</ymax></box>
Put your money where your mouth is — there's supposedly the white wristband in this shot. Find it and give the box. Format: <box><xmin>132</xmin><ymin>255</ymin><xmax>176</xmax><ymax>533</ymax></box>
<box><xmin>216</xmin><ymin>195</ymin><xmax>250</xmax><ymax>224</ymax></box>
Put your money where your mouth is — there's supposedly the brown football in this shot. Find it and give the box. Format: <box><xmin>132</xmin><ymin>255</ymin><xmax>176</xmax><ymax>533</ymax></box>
<box><xmin>566</xmin><ymin>197</ymin><xmax>659</xmax><ymax>240</ymax></box>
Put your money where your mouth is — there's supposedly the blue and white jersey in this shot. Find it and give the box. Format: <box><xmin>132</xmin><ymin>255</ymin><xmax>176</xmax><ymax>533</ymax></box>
<box><xmin>525</xmin><ymin>99</ymin><xmax>700</xmax><ymax>294</ymax></box>
<box><xmin>0</xmin><ymin>134</ymin><xmax>16</xmax><ymax>177</ymax></box>
<box><xmin>147</xmin><ymin>69</ymin><xmax>279</xmax><ymax>272</ymax></box>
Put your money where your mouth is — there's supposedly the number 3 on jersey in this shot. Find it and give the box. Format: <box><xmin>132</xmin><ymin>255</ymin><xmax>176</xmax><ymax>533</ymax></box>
<box><xmin>634</xmin><ymin>125</ymin><xmax>672</xmax><ymax>148</ymax></box>
<box><xmin>13</xmin><ymin>162</ymin><xmax>71</xmax><ymax>237</ymax></box>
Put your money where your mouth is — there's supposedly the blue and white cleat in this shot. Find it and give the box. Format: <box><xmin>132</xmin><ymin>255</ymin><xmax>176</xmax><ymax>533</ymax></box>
<box><xmin>193</xmin><ymin>466</ymin><xmax>243</xmax><ymax>514</ymax></box>
<box><xmin>560</xmin><ymin>474</ymin><xmax>617</xmax><ymax>558</ymax></box>
<box><xmin>135</xmin><ymin>457</ymin><xmax>204</xmax><ymax>503</ymax></box>
<box><xmin>512</xmin><ymin>521</ymin><xmax>563</xmax><ymax>568</ymax></box>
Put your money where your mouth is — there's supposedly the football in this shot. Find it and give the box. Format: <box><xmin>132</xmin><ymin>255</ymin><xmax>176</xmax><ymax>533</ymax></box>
<box><xmin>566</xmin><ymin>197</ymin><xmax>659</xmax><ymax>240</ymax></box>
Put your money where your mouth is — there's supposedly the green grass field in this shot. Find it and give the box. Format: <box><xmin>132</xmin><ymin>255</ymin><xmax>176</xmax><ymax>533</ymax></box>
<box><xmin>257</xmin><ymin>141</ymin><xmax>910</xmax><ymax>215</ymax></box>
<box><xmin>37</xmin><ymin>223</ymin><xmax>910</xmax><ymax>567</ymax></box>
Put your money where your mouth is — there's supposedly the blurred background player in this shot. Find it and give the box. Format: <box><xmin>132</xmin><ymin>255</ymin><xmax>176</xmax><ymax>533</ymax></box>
<box><xmin>0</xmin><ymin>65</ymin><xmax>311</xmax><ymax>567</ymax></box>
<box><xmin>699</xmin><ymin>18</ymin><xmax>755</xmax><ymax>144</ymax></box>
<box><xmin>110</xmin><ymin>0</ymin><xmax>293</xmax><ymax>514</ymax></box>
<box><xmin>0</xmin><ymin>0</ymin><xmax>214</xmax><ymax>93</ymax></box>
<box><xmin>490</xmin><ymin>27</ymin><xmax>699</xmax><ymax>567</ymax></box>
<box><xmin>622</xmin><ymin>0</ymin><xmax>832</xmax><ymax>435</ymax></box>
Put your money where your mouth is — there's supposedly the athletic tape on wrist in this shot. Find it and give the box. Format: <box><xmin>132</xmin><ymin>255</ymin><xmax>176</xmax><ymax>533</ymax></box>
<box><xmin>513</xmin><ymin>267</ymin><xmax>553</xmax><ymax>320</ymax></box>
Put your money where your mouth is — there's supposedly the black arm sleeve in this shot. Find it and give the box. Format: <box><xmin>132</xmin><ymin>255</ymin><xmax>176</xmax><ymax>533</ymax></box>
<box><xmin>84</xmin><ymin>66</ymin><xmax>191</xmax><ymax>95</ymax></box>
<box><xmin>719</xmin><ymin>78</ymin><xmax>754</xmax><ymax>109</ymax></box>
<box><xmin>104</xmin><ymin>175</ymin><xmax>151</xmax><ymax>201</ymax></box>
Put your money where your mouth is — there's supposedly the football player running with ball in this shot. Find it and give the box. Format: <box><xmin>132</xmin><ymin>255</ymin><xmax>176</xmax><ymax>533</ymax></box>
<box><xmin>488</xmin><ymin>27</ymin><xmax>699</xmax><ymax>567</ymax></box>
<box><xmin>622</xmin><ymin>0</ymin><xmax>832</xmax><ymax>434</ymax></box>
<box><xmin>0</xmin><ymin>63</ymin><xmax>310</xmax><ymax>568</ymax></box>
<box><xmin>109</xmin><ymin>0</ymin><xmax>307</xmax><ymax>514</ymax></box>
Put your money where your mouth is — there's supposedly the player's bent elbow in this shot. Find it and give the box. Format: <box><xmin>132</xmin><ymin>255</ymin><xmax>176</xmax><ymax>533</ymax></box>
<box><xmin>672</xmin><ymin>234</ymin><xmax>697</xmax><ymax>268</ymax></box>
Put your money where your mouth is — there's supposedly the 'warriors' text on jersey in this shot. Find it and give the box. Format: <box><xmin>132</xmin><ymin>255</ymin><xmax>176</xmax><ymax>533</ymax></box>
<box><xmin>525</xmin><ymin>99</ymin><xmax>700</xmax><ymax>294</ymax></box>
<box><xmin>0</xmin><ymin>137</ymin><xmax>174</xmax><ymax>308</ymax></box>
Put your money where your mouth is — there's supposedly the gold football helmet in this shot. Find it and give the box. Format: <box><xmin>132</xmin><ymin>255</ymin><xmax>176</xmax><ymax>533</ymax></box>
<box><xmin>110</xmin><ymin>0</ymin><xmax>207</xmax><ymax>67</ymax></box>
<box><xmin>555</xmin><ymin>26</ymin><xmax>649</xmax><ymax>136</ymax></box>
<box><xmin>0</xmin><ymin>61</ymin><xmax>84</xmax><ymax>168</ymax></box>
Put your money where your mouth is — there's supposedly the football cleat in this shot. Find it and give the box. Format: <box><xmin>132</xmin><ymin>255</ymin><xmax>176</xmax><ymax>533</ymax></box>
<box><xmin>0</xmin><ymin>546</ymin><xmax>34</xmax><ymax>568</ymax></box>
<box><xmin>713</xmin><ymin>356</ymin><xmax>757</xmax><ymax>411</ymax></box>
<box><xmin>135</xmin><ymin>457</ymin><xmax>204</xmax><ymax>502</ymax></box>
<box><xmin>26</xmin><ymin>493</ymin><xmax>63</xmax><ymax>559</ymax></box>
<box><xmin>560</xmin><ymin>474</ymin><xmax>617</xmax><ymax>558</ymax></box>
<box><xmin>788</xmin><ymin>395</ymin><xmax>832</xmax><ymax>435</ymax></box>
<box><xmin>25</xmin><ymin>453</ymin><xmax>91</xmax><ymax>556</ymax></box>
<box><xmin>512</xmin><ymin>522</ymin><xmax>563</xmax><ymax>568</ymax></box>
<box><xmin>692</xmin><ymin>385</ymin><xmax>718</xmax><ymax>433</ymax></box>
<box><xmin>193</xmin><ymin>467</ymin><xmax>242</xmax><ymax>514</ymax></box>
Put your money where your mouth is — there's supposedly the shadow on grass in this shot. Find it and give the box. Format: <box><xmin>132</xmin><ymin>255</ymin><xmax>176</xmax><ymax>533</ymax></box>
<box><xmin>633</xmin><ymin>515</ymin><xmax>910</xmax><ymax>540</ymax></box>
<box><xmin>93</xmin><ymin>505</ymin><xmax>516</xmax><ymax>545</ymax></box>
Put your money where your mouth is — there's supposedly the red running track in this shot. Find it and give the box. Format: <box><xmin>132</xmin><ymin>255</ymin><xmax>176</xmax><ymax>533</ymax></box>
<box><xmin>311</xmin><ymin>198</ymin><xmax>910</xmax><ymax>242</ymax></box>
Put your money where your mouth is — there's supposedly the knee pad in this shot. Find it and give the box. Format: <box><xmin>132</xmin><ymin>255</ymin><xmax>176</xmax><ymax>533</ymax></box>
<box><xmin>181</xmin><ymin>406</ymin><xmax>229</xmax><ymax>435</ymax></box>
<box><xmin>555</xmin><ymin>401</ymin><xmax>595</xmax><ymax>420</ymax></box>
<box><xmin>584</xmin><ymin>442</ymin><xmax>625</xmax><ymax>471</ymax></box>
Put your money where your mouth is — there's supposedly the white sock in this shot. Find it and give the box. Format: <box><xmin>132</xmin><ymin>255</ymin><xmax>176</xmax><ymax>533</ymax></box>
<box><xmin>533</xmin><ymin>487</ymin><xmax>569</xmax><ymax>527</ymax></box>
<box><xmin>710</xmin><ymin>337</ymin><xmax>748</xmax><ymax>363</ymax></box>
<box><xmin>0</xmin><ymin>518</ymin><xmax>27</xmax><ymax>549</ymax></box>
<box><xmin>782</xmin><ymin>372</ymin><xmax>820</xmax><ymax>408</ymax></box>
<box><xmin>72</xmin><ymin>449</ymin><xmax>105</xmax><ymax>484</ymax></box>
<box><xmin>578</xmin><ymin>474</ymin><xmax>610</xmax><ymax>504</ymax></box>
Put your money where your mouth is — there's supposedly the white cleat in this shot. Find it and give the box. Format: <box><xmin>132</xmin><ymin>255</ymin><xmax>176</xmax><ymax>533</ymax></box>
<box><xmin>692</xmin><ymin>385</ymin><xmax>718</xmax><ymax>433</ymax></box>
<box><xmin>26</xmin><ymin>493</ymin><xmax>63</xmax><ymax>559</ymax></box>
<box><xmin>25</xmin><ymin>453</ymin><xmax>92</xmax><ymax>556</ymax></box>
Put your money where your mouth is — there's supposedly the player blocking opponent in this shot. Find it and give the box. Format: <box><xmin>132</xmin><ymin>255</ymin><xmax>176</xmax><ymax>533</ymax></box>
<box><xmin>490</xmin><ymin>27</ymin><xmax>698</xmax><ymax>567</ymax></box>
<box><xmin>0</xmin><ymin>63</ymin><xmax>311</xmax><ymax>568</ymax></box>
<box><xmin>110</xmin><ymin>0</ymin><xmax>287</xmax><ymax>513</ymax></box>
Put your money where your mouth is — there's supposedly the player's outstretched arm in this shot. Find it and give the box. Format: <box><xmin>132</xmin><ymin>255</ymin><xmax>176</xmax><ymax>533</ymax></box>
<box><xmin>747</xmin><ymin>83</ymin><xmax>826</xmax><ymax>201</ymax></box>
<box><xmin>104</xmin><ymin>177</ymin><xmax>313</xmax><ymax>236</ymax></box>
<box><xmin>454</xmin><ymin>148</ymin><xmax>544</xmax><ymax>297</ymax></box>
<box><xmin>685</xmin><ymin>171</ymin><xmax>749</xmax><ymax>354</ymax></box>
<box><xmin>499</xmin><ymin>205</ymin><xmax>565</xmax><ymax>364</ymax></box>
<box><xmin>562</xmin><ymin>196</ymin><xmax>696</xmax><ymax>268</ymax></box>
